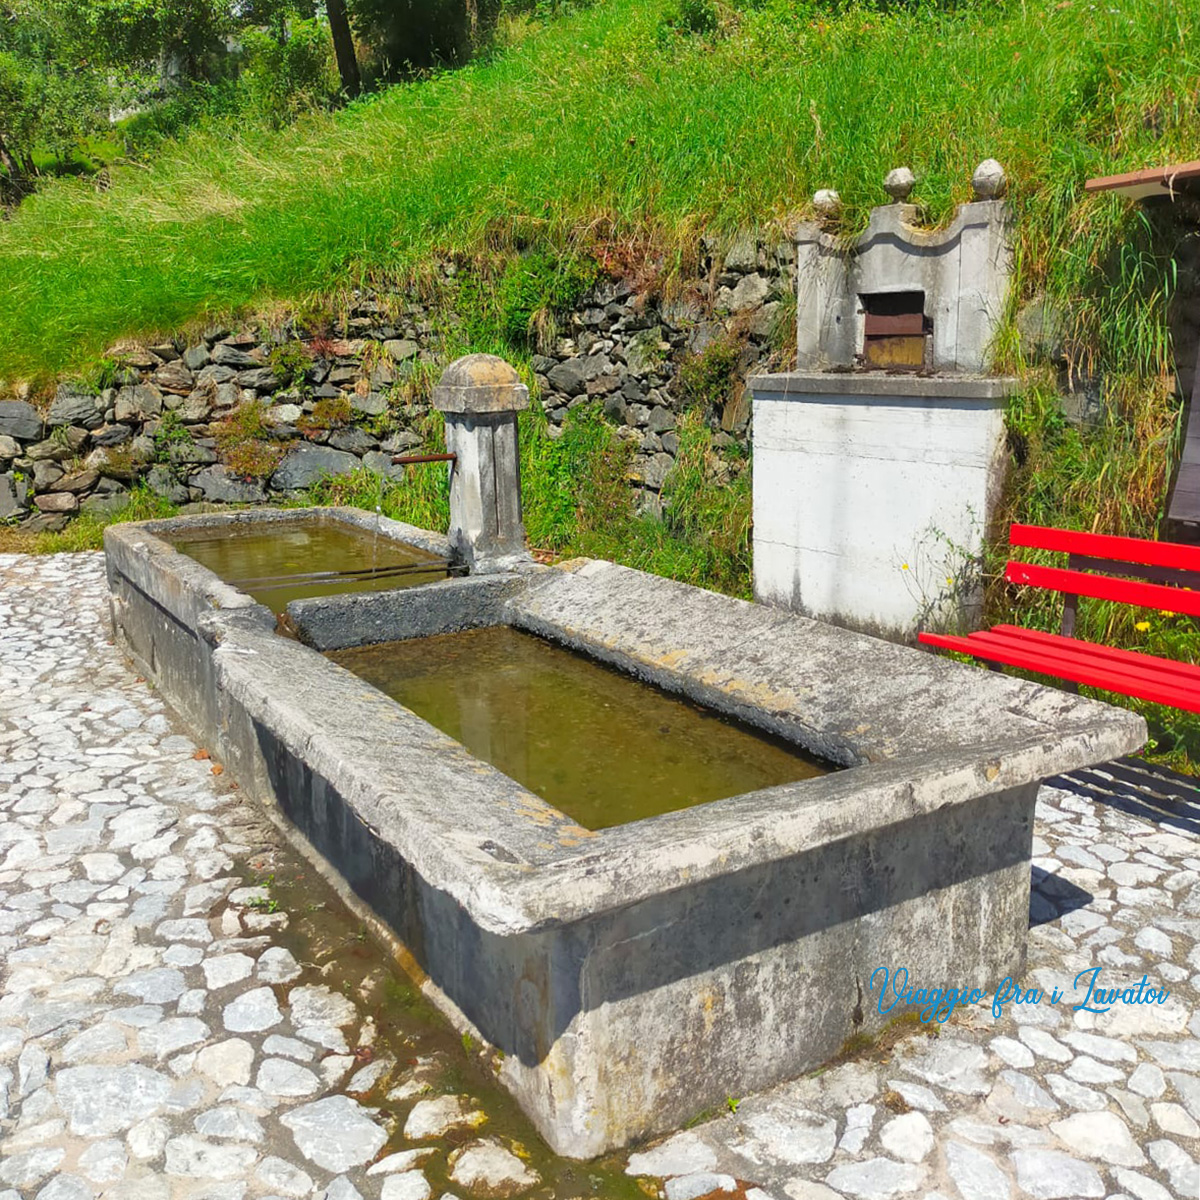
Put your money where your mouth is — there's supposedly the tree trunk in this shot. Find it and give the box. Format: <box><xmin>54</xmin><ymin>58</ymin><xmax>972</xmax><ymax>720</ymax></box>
<box><xmin>0</xmin><ymin>134</ymin><xmax>36</xmax><ymax>198</ymax></box>
<box><xmin>327</xmin><ymin>0</ymin><xmax>361</xmax><ymax>99</ymax></box>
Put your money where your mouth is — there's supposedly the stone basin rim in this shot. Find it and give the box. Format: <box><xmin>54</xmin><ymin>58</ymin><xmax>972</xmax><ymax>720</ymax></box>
<box><xmin>271</xmin><ymin>563</ymin><xmax>1142</xmax><ymax>932</ymax></box>
<box><xmin>102</xmin><ymin>508</ymin><xmax>1149</xmax><ymax>1158</ymax></box>
<box><xmin>109</xmin><ymin>505</ymin><xmax>453</xmax><ymax>619</ymax></box>
<box><xmin>105</xmin><ymin>513</ymin><xmax>1146</xmax><ymax>938</ymax></box>
<box><xmin>106</xmin><ymin>513</ymin><xmax>1147</xmax><ymax>935</ymax></box>
<box><xmin>213</xmin><ymin>611</ymin><xmax>1147</xmax><ymax>939</ymax></box>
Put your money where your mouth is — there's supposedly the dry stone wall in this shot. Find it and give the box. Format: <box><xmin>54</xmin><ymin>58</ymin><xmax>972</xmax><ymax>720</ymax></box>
<box><xmin>0</xmin><ymin>236</ymin><xmax>794</xmax><ymax>532</ymax></box>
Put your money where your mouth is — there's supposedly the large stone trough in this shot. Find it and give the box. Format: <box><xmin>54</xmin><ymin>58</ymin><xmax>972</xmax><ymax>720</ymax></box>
<box><xmin>104</xmin><ymin>514</ymin><xmax>1144</xmax><ymax>1158</ymax></box>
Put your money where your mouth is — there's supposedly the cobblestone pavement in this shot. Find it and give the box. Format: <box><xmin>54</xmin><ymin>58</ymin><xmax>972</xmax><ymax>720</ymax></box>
<box><xmin>4</xmin><ymin>552</ymin><xmax>1200</xmax><ymax>1200</ymax></box>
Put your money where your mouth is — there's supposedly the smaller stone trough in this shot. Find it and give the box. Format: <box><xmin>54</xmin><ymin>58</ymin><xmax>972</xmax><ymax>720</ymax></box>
<box><xmin>103</xmin><ymin>354</ymin><xmax>1146</xmax><ymax>1159</ymax></box>
<box><xmin>104</xmin><ymin>505</ymin><xmax>451</xmax><ymax>752</ymax></box>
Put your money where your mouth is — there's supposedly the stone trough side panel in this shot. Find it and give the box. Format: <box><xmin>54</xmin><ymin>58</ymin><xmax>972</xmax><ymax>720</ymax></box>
<box><xmin>555</xmin><ymin>781</ymin><xmax>1038</xmax><ymax>1151</ymax></box>
<box><xmin>288</xmin><ymin>572</ymin><xmax>529</xmax><ymax>652</ymax></box>
<box><xmin>104</xmin><ymin>526</ymin><xmax>271</xmax><ymax>751</ymax></box>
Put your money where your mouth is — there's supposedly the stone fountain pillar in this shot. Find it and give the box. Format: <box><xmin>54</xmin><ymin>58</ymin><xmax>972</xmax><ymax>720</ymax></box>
<box><xmin>433</xmin><ymin>354</ymin><xmax>531</xmax><ymax>572</ymax></box>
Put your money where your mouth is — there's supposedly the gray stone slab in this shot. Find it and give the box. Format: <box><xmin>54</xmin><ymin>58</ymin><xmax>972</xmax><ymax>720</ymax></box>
<box><xmin>271</xmin><ymin>446</ymin><xmax>360</xmax><ymax>490</ymax></box>
<box><xmin>0</xmin><ymin>399</ymin><xmax>42</xmax><ymax>440</ymax></box>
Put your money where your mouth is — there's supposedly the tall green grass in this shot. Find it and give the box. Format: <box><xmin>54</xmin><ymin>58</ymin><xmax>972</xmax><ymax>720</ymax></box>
<box><xmin>1</xmin><ymin>0</ymin><xmax>1196</xmax><ymax>380</ymax></box>
<box><xmin>5</xmin><ymin>0</ymin><xmax>1199</xmax><ymax>756</ymax></box>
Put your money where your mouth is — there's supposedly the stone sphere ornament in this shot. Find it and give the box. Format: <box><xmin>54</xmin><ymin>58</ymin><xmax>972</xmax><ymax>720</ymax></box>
<box><xmin>812</xmin><ymin>188</ymin><xmax>842</xmax><ymax>217</ymax></box>
<box><xmin>883</xmin><ymin>167</ymin><xmax>915</xmax><ymax>202</ymax></box>
<box><xmin>972</xmin><ymin>158</ymin><xmax>1006</xmax><ymax>200</ymax></box>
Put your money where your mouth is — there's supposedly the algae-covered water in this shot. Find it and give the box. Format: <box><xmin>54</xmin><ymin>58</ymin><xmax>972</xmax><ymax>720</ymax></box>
<box><xmin>168</xmin><ymin>519</ymin><xmax>449</xmax><ymax>613</ymax></box>
<box><xmin>330</xmin><ymin>625</ymin><xmax>832</xmax><ymax>830</ymax></box>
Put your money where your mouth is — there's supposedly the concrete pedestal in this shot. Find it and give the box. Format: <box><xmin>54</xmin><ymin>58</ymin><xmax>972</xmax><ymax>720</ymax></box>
<box><xmin>750</xmin><ymin>371</ymin><xmax>1016</xmax><ymax>640</ymax></box>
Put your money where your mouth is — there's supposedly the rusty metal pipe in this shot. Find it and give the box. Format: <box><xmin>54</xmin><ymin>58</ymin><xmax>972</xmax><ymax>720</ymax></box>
<box><xmin>391</xmin><ymin>453</ymin><xmax>457</xmax><ymax>466</ymax></box>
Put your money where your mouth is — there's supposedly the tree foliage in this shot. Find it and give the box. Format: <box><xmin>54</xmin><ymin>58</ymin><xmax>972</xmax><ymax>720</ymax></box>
<box><xmin>0</xmin><ymin>0</ymin><xmax>555</xmax><ymax>202</ymax></box>
<box><xmin>240</xmin><ymin>16</ymin><xmax>338</xmax><ymax>126</ymax></box>
<box><xmin>0</xmin><ymin>0</ymin><xmax>343</xmax><ymax>197</ymax></box>
<box><xmin>0</xmin><ymin>3</ymin><xmax>118</xmax><ymax>193</ymax></box>
<box><xmin>73</xmin><ymin>0</ymin><xmax>232</xmax><ymax>75</ymax></box>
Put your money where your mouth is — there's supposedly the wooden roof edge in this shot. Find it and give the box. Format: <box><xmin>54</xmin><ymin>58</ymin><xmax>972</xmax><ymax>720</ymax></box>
<box><xmin>1084</xmin><ymin>159</ymin><xmax>1200</xmax><ymax>197</ymax></box>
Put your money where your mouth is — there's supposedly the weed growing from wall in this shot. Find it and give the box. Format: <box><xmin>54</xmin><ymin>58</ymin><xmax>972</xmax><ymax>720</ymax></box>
<box><xmin>457</xmin><ymin>250</ymin><xmax>600</xmax><ymax>354</ymax></box>
<box><xmin>214</xmin><ymin>400</ymin><xmax>292</xmax><ymax>480</ymax></box>
<box><xmin>676</xmin><ymin>335</ymin><xmax>741</xmax><ymax>417</ymax></box>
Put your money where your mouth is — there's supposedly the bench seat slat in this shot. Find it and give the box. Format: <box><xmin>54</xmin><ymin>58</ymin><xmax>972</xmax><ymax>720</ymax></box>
<box><xmin>990</xmin><ymin>625</ymin><xmax>1200</xmax><ymax>681</ymax></box>
<box><xmin>1005</xmin><ymin>560</ymin><xmax>1200</xmax><ymax>619</ymax></box>
<box><xmin>918</xmin><ymin>631</ymin><xmax>1200</xmax><ymax>713</ymax></box>
<box><xmin>962</xmin><ymin>631</ymin><xmax>1200</xmax><ymax>691</ymax></box>
<box><xmin>1011</xmin><ymin>523</ymin><xmax>1200</xmax><ymax>572</ymax></box>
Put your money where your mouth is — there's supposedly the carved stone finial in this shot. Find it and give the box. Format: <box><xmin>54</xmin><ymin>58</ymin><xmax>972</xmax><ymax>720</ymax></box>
<box><xmin>812</xmin><ymin>188</ymin><xmax>841</xmax><ymax>217</ymax></box>
<box><xmin>883</xmin><ymin>167</ymin><xmax>915</xmax><ymax>202</ymax></box>
<box><xmin>432</xmin><ymin>353</ymin><xmax>529</xmax><ymax>415</ymax></box>
<box><xmin>972</xmin><ymin>159</ymin><xmax>1006</xmax><ymax>200</ymax></box>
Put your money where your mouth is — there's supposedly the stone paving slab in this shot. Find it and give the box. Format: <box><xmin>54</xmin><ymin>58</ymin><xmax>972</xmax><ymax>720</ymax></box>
<box><xmin>3</xmin><ymin>551</ymin><xmax>1200</xmax><ymax>1200</ymax></box>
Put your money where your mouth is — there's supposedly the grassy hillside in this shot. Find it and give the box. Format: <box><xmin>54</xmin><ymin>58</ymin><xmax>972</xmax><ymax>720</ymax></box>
<box><xmin>0</xmin><ymin>0</ymin><xmax>1196</xmax><ymax>380</ymax></box>
<box><xmin>5</xmin><ymin>0</ymin><xmax>1200</xmax><ymax>763</ymax></box>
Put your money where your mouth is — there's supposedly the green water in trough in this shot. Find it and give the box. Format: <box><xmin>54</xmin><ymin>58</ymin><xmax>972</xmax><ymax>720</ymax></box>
<box><xmin>330</xmin><ymin>625</ymin><xmax>834</xmax><ymax>830</ymax></box>
<box><xmin>168</xmin><ymin>519</ymin><xmax>450</xmax><ymax>613</ymax></box>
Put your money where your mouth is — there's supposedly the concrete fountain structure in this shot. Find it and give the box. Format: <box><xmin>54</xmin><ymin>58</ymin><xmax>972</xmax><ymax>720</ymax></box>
<box><xmin>751</xmin><ymin>161</ymin><xmax>1019</xmax><ymax>640</ymax></box>
<box><xmin>106</xmin><ymin>356</ymin><xmax>1144</xmax><ymax>1157</ymax></box>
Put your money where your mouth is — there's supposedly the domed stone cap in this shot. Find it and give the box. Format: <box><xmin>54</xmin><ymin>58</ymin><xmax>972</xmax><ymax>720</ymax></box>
<box><xmin>432</xmin><ymin>353</ymin><xmax>530</xmax><ymax>415</ymax></box>
<box><xmin>972</xmin><ymin>158</ymin><xmax>1006</xmax><ymax>200</ymax></box>
<box><xmin>812</xmin><ymin>188</ymin><xmax>842</xmax><ymax>217</ymax></box>
<box><xmin>883</xmin><ymin>167</ymin><xmax>915</xmax><ymax>202</ymax></box>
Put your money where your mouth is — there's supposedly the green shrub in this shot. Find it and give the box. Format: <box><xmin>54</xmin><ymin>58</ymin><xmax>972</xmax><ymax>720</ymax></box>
<box><xmin>521</xmin><ymin>403</ymin><xmax>632</xmax><ymax>549</ymax></box>
<box><xmin>519</xmin><ymin>401</ymin><xmax>752</xmax><ymax>596</ymax></box>
<box><xmin>303</xmin><ymin>460</ymin><xmax>451</xmax><ymax>533</ymax></box>
<box><xmin>240</xmin><ymin>20</ymin><xmax>339</xmax><ymax>127</ymax></box>
<box><xmin>116</xmin><ymin>80</ymin><xmax>245</xmax><ymax>161</ymax></box>
<box><xmin>659</xmin><ymin>0</ymin><xmax>720</xmax><ymax>40</ymax></box>
<box><xmin>298</xmin><ymin>395</ymin><xmax>352</xmax><ymax>434</ymax></box>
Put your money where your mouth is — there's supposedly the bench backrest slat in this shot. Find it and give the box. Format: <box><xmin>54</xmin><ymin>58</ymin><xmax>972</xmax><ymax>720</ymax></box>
<box><xmin>1011</xmin><ymin>523</ymin><xmax>1200</xmax><ymax>572</ymax></box>
<box><xmin>1006</xmin><ymin>561</ymin><xmax>1200</xmax><ymax>619</ymax></box>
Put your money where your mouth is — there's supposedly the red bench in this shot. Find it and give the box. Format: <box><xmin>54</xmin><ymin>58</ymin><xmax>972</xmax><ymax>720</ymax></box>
<box><xmin>919</xmin><ymin>523</ymin><xmax>1200</xmax><ymax>713</ymax></box>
